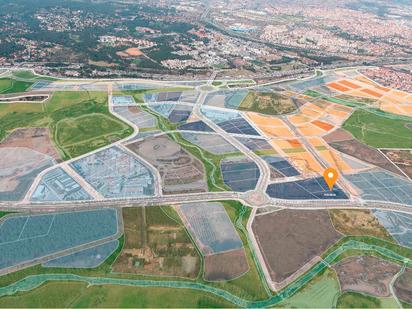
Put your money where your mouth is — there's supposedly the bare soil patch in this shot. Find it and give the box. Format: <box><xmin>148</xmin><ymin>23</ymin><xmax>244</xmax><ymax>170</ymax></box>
<box><xmin>380</xmin><ymin>149</ymin><xmax>412</xmax><ymax>179</ymax></box>
<box><xmin>204</xmin><ymin>248</ymin><xmax>249</xmax><ymax>281</ymax></box>
<box><xmin>324</xmin><ymin>129</ymin><xmax>403</xmax><ymax>176</ymax></box>
<box><xmin>323</xmin><ymin>128</ymin><xmax>354</xmax><ymax>143</ymax></box>
<box><xmin>394</xmin><ymin>268</ymin><xmax>412</xmax><ymax>304</ymax></box>
<box><xmin>0</xmin><ymin>128</ymin><xmax>60</xmax><ymax>160</ymax></box>
<box><xmin>127</xmin><ymin>135</ymin><xmax>207</xmax><ymax>194</ymax></box>
<box><xmin>252</xmin><ymin>209</ymin><xmax>342</xmax><ymax>283</ymax></box>
<box><xmin>333</xmin><ymin>256</ymin><xmax>400</xmax><ymax>297</ymax></box>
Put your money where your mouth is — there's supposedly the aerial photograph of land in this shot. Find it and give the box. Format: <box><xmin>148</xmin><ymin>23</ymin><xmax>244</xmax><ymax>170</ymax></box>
<box><xmin>1</xmin><ymin>0</ymin><xmax>412</xmax><ymax>308</ymax></box>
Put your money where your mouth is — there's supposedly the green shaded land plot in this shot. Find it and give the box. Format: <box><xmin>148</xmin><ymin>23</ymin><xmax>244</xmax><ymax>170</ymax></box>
<box><xmin>343</xmin><ymin>109</ymin><xmax>412</xmax><ymax>148</ymax></box>
<box><xmin>113</xmin><ymin>87</ymin><xmax>192</xmax><ymax>103</ymax></box>
<box><xmin>276</xmin><ymin>269</ymin><xmax>340</xmax><ymax>308</ymax></box>
<box><xmin>0</xmin><ymin>91</ymin><xmax>133</xmax><ymax>159</ymax></box>
<box><xmin>336</xmin><ymin>291</ymin><xmax>399</xmax><ymax>308</ymax></box>
<box><xmin>0</xmin><ymin>282</ymin><xmax>234</xmax><ymax>308</ymax></box>
<box><xmin>0</xmin><ymin>78</ymin><xmax>33</xmax><ymax>94</ymax></box>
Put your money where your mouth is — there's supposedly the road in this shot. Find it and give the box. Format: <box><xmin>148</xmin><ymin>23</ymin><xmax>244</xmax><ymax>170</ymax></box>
<box><xmin>192</xmin><ymin>74</ymin><xmax>272</xmax><ymax>193</ymax></box>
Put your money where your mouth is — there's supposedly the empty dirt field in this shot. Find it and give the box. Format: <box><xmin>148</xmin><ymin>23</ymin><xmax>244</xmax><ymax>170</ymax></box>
<box><xmin>0</xmin><ymin>127</ymin><xmax>60</xmax><ymax>160</ymax></box>
<box><xmin>380</xmin><ymin>149</ymin><xmax>412</xmax><ymax>179</ymax></box>
<box><xmin>252</xmin><ymin>209</ymin><xmax>342</xmax><ymax>283</ymax></box>
<box><xmin>113</xmin><ymin>207</ymin><xmax>200</xmax><ymax>278</ymax></box>
<box><xmin>127</xmin><ymin>135</ymin><xmax>207</xmax><ymax>194</ymax></box>
<box><xmin>329</xmin><ymin>209</ymin><xmax>393</xmax><ymax>240</ymax></box>
<box><xmin>239</xmin><ymin>91</ymin><xmax>296</xmax><ymax>115</ymax></box>
<box><xmin>204</xmin><ymin>248</ymin><xmax>249</xmax><ymax>281</ymax></box>
<box><xmin>394</xmin><ymin>268</ymin><xmax>412</xmax><ymax>304</ymax></box>
<box><xmin>333</xmin><ymin>256</ymin><xmax>400</xmax><ymax>297</ymax></box>
<box><xmin>324</xmin><ymin>128</ymin><xmax>404</xmax><ymax>176</ymax></box>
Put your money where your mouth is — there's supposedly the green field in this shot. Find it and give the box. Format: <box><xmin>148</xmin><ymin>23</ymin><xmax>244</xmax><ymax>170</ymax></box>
<box><xmin>343</xmin><ymin>109</ymin><xmax>412</xmax><ymax>148</ymax></box>
<box><xmin>277</xmin><ymin>269</ymin><xmax>340</xmax><ymax>308</ymax></box>
<box><xmin>114</xmin><ymin>87</ymin><xmax>192</xmax><ymax>103</ymax></box>
<box><xmin>0</xmin><ymin>78</ymin><xmax>33</xmax><ymax>94</ymax></box>
<box><xmin>336</xmin><ymin>291</ymin><xmax>399</xmax><ymax>308</ymax></box>
<box><xmin>0</xmin><ymin>91</ymin><xmax>133</xmax><ymax>159</ymax></box>
<box><xmin>0</xmin><ymin>282</ymin><xmax>233</xmax><ymax>308</ymax></box>
<box><xmin>11</xmin><ymin>70</ymin><xmax>56</xmax><ymax>81</ymax></box>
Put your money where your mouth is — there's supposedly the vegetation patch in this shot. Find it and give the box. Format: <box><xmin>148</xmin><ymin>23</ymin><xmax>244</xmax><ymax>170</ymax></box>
<box><xmin>0</xmin><ymin>78</ymin><xmax>33</xmax><ymax>94</ymax></box>
<box><xmin>0</xmin><ymin>281</ymin><xmax>233</xmax><ymax>308</ymax></box>
<box><xmin>0</xmin><ymin>91</ymin><xmax>133</xmax><ymax>159</ymax></box>
<box><xmin>342</xmin><ymin>109</ymin><xmax>412</xmax><ymax>148</ymax></box>
<box><xmin>329</xmin><ymin>209</ymin><xmax>394</xmax><ymax>241</ymax></box>
<box><xmin>336</xmin><ymin>291</ymin><xmax>398</xmax><ymax>308</ymax></box>
<box><xmin>238</xmin><ymin>91</ymin><xmax>296</xmax><ymax>115</ymax></box>
<box><xmin>113</xmin><ymin>206</ymin><xmax>201</xmax><ymax>278</ymax></box>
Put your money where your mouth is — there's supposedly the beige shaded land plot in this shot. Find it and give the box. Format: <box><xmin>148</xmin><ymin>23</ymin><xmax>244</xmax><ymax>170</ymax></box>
<box><xmin>252</xmin><ymin>209</ymin><xmax>342</xmax><ymax>283</ymax></box>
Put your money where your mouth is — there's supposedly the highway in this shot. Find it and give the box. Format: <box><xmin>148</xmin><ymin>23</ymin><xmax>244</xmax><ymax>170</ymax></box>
<box><xmin>2</xmin><ymin>191</ymin><xmax>412</xmax><ymax>216</ymax></box>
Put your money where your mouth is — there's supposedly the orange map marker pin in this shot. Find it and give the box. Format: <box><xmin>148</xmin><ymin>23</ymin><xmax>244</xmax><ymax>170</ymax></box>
<box><xmin>323</xmin><ymin>168</ymin><xmax>338</xmax><ymax>191</ymax></box>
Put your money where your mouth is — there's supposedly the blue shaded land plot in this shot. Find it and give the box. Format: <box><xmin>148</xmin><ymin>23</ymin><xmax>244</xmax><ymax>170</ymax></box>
<box><xmin>287</xmin><ymin>75</ymin><xmax>338</xmax><ymax>92</ymax></box>
<box><xmin>181</xmin><ymin>132</ymin><xmax>238</xmax><ymax>154</ymax></box>
<box><xmin>144</xmin><ymin>92</ymin><xmax>182</xmax><ymax>103</ymax></box>
<box><xmin>30</xmin><ymin>167</ymin><xmax>92</xmax><ymax>202</ymax></box>
<box><xmin>179</xmin><ymin>202</ymin><xmax>243</xmax><ymax>255</ymax></box>
<box><xmin>113</xmin><ymin>106</ymin><xmax>156</xmax><ymax>129</ymax></box>
<box><xmin>30</xmin><ymin>80</ymin><xmax>51</xmax><ymax>90</ymax></box>
<box><xmin>236</xmin><ymin>137</ymin><xmax>273</xmax><ymax>151</ymax></box>
<box><xmin>204</xmin><ymin>90</ymin><xmax>248</xmax><ymax>109</ymax></box>
<box><xmin>221</xmin><ymin>158</ymin><xmax>260</xmax><ymax>192</ymax></box>
<box><xmin>70</xmin><ymin>146</ymin><xmax>155</xmax><ymax>198</ymax></box>
<box><xmin>266</xmin><ymin>177</ymin><xmax>348</xmax><ymax>199</ymax></box>
<box><xmin>177</xmin><ymin>121</ymin><xmax>214</xmax><ymax>132</ymax></box>
<box><xmin>179</xmin><ymin>91</ymin><xmax>200</xmax><ymax>104</ymax></box>
<box><xmin>263</xmin><ymin>156</ymin><xmax>300</xmax><ymax>177</ymax></box>
<box><xmin>201</xmin><ymin>106</ymin><xmax>240</xmax><ymax>123</ymax></box>
<box><xmin>148</xmin><ymin>103</ymin><xmax>192</xmax><ymax>123</ymax></box>
<box><xmin>345</xmin><ymin>170</ymin><xmax>412</xmax><ymax>206</ymax></box>
<box><xmin>43</xmin><ymin>240</ymin><xmax>119</xmax><ymax>268</ymax></box>
<box><xmin>218</xmin><ymin>118</ymin><xmax>260</xmax><ymax>136</ymax></box>
<box><xmin>157</xmin><ymin>91</ymin><xmax>181</xmax><ymax>102</ymax></box>
<box><xmin>201</xmin><ymin>106</ymin><xmax>259</xmax><ymax>136</ymax></box>
<box><xmin>111</xmin><ymin>95</ymin><xmax>136</xmax><ymax>106</ymax></box>
<box><xmin>168</xmin><ymin>106</ymin><xmax>192</xmax><ymax>123</ymax></box>
<box><xmin>114</xmin><ymin>83</ymin><xmax>159</xmax><ymax>91</ymax></box>
<box><xmin>373</xmin><ymin>210</ymin><xmax>412</xmax><ymax>248</ymax></box>
<box><xmin>0</xmin><ymin>209</ymin><xmax>118</xmax><ymax>270</ymax></box>
<box><xmin>0</xmin><ymin>160</ymin><xmax>54</xmax><ymax>202</ymax></box>
<box><xmin>148</xmin><ymin>103</ymin><xmax>176</xmax><ymax>118</ymax></box>
<box><xmin>0</xmin><ymin>147</ymin><xmax>56</xmax><ymax>201</ymax></box>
